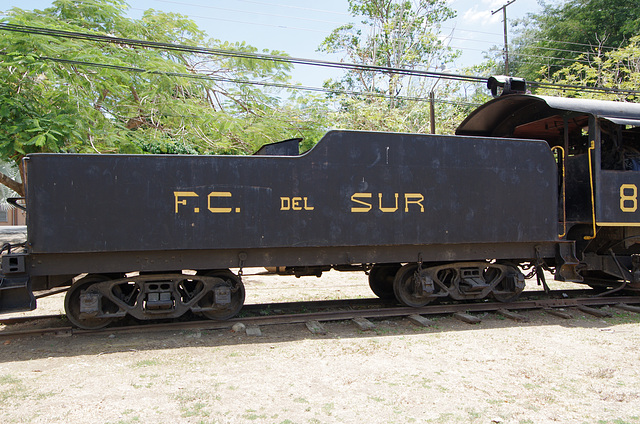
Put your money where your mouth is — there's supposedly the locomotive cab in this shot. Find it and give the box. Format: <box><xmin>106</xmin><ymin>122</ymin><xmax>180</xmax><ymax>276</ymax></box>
<box><xmin>457</xmin><ymin>83</ymin><xmax>640</xmax><ymax>289</ymax></box>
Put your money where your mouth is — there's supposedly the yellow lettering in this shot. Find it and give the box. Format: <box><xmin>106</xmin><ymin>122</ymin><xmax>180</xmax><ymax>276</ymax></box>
<box><xmin>281</xmin><ymin>196</ymin><xmax>314</xmax><ymax>211</ymax></box>
<box><xmin>303</xmin><ymin>197</ymin><xmax>314</xmax><ymax>211</ymax></box>
<box><xmin>174</xmin><ymin>191</ymin><xmax>198</xmax><ymax>213</ymax></box>
<box><xmin>351</xmin><ymin>193</ymin><xmax>372</xmax><ymax>213</ymax></box>
<box><xmin>405</xmin><ymin>193</ymin><xmax>424</xmax><ymax>212</ymax></box>
<box><xmin>378</xmin><ymin>193</ymin><xmax>399</xmax><ymax>212</ymax></box>
<box><xmin>208</xmin><ymin>191</ymin><xmax>233</xmax><ymax>213</ymax></box>
<box><xmin>620</xmin><ymin>184</ymin><xmax>638</xmax><ymax>212</ymax></box>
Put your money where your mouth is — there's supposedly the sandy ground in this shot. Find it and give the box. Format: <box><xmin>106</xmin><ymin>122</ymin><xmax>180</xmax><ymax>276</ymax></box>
<box><xmin>1</xmin><ymin>269</ymin><xmax>640</xmax><ymax>424</ymax></box>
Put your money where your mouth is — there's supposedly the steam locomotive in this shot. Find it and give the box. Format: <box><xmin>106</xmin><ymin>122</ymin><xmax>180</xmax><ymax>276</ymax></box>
<box><xmin>2</xmin><ymin>76</ymin><xmax>639</xmax><ymax>329</ymax></box>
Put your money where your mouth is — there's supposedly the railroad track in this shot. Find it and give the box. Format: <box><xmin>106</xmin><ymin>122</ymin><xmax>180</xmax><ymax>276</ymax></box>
<box><xmin>2</xmin><ymin>290</ymin><xmax>640</xmax><ymax>339</ymax></box>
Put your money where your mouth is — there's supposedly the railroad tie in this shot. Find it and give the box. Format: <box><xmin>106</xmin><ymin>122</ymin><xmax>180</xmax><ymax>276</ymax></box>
<box><xmin>305</xmin><ymin>320</ymin><xmax>327</xmax><ymax>335</ymax></box>
<box><xmin>614</xmin><ymin>303</ymin><xmax>640</xmax><ymax>314</ymax></box>
<box><xmin>454</xmin><ymin>312</ymin><xmax>481</xmax><ymax>324</ymax></box>
<box><xmin>577</xmin><ymin>305</ymin><xmax>612</xmax><ymax>318</ymax></box>
<box><xmin>352</xmin><ymin>317</ymin><xmax>376</xmax><ymax>331</ymax></box>
<box><xmin>407</xmin><ymin>314</ymin><xmax>435</xmax><ymax>327</ymax></box>
<box><xmin>496</xmin><ymin>309</ymin><xmax>530</xmax><ymax>322</ymax></box>
<box><xmin>544</xmin><ymin>308</ymin><xmax>573</xmax><ymax>319</ymax></box>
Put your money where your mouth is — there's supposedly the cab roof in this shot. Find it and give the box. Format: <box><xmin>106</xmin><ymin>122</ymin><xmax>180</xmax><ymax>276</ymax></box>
<box><xmin>456</xmin><ymin>94</ymin><xmax>640</xmax><ymax>138</ymax></box>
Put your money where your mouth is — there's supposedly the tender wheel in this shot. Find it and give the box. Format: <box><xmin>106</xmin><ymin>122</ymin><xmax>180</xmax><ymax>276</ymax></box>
<box><xmin>368</xmin><ymin>263</ymin><xmax>401</xmax><ymax>299</ymax></box>
<box><xmin>200</xmin><ymin>270</ymin><xmax>245</xmax><ymax>320</ymax></box>
<box><xmin>64</xmin><ymin>275</ymin><xmax>117</xmax><ymax>330</ymax></box>
<box><xmin>393</xmin><ymin>263</ymin><xmax>435</xmax><ymax>308</ymax></box>
<box><xmin>491</xmin><ymin>266</ymin><xmax>525</xmax><ymax>303</ymax></box>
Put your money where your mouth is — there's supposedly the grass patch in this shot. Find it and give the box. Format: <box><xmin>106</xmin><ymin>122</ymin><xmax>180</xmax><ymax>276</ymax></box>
<box><xmin>133</xmin><ymin>358</ymin><xmax>162</xmax><ymax>368</ymax></box>
<box><xmin>322</xmin><ymin>403</ymin><xmax>335</xmax><ymax>415</ymax></box>
<box><xmin>0</xmin><ymin>374</ymin><xmax>26</xmax><ymax>404</ymax></box>
<box><xmin>174</xmin><ymin>391</ymin><xmax>219</xmax><ymax>419</ymax></box>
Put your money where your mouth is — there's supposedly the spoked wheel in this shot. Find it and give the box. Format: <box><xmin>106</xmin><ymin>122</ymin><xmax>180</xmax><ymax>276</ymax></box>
<box><xmin>368</xmin><ymin>263</ymin><xmax>402</xmax><ymax>300</ymax></box>
<box><xmin>200</xmin><ymin>270</ymin><xmax>245</xmax><ymax>320</ymax></box>
<box><xmin>64</xmin><ymin>275</ymin><xmax>117</xmax><ymax>330</ymax></box>
<box><xmin>393</xmin><ymin>263</ymin><xmax>435</xmax><ymax>308</ymax></box>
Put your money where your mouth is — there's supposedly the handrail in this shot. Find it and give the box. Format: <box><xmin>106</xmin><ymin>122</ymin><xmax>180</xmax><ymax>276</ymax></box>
<box><xmin>551</xmin><ymin>146</ymin><xmax>567</xmax><ymax>238</ymax></box>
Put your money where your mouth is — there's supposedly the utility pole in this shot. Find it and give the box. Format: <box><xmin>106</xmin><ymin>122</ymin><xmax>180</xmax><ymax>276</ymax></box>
<box><xmin>492</xmin><ymin>0</ymin><xmax>516</xmax><ymax>75</ymax></box>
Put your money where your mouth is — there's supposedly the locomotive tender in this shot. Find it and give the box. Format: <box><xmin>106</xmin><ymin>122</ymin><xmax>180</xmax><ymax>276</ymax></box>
<box><xmin>2</xmin><ymin>76</ymin><xmax>640</xmax><ymax>329</ymax></box>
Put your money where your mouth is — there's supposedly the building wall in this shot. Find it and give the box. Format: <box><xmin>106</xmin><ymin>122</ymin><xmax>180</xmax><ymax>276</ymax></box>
<box><xmin>0</xmin><ymin>207</ymin><xmax>26</xmax><ymax>226</ymax></box>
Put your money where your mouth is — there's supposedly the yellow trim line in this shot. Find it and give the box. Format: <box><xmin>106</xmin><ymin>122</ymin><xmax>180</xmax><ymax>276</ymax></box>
<box><xmin>584</xmin><ymin>140</ymin><xmax>597</xmax><ymax>240</ymax></box>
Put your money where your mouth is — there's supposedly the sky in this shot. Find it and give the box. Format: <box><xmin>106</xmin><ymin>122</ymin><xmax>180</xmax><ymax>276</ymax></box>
<box><xmin>0</xmin><ymin>0</ymin><xmax>543</xmax><ymax>89</ymax></box>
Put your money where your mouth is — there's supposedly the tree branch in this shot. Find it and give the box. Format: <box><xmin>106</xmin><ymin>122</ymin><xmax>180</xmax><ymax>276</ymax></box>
<box><xmin>0</xmin><ymin>171</ymin><xmax>24</xmax><ymax>197</ymax></box>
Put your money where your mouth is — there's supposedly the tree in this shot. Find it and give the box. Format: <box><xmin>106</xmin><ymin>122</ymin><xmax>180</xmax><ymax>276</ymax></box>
<box><xmin>538</xmin><ymin>35</ymin><xmax>640</xmax><ymax>101</ymax></box>
<box><xmin>507</xmin><ymin>0</ymin><xmax>640</xmax><ymax>81</ymax></box>
<box><xmin>318</xmin><ymin>0</ymin><xmax>457</xmax><ymax>101</ymax></box>
<box><xmin>0</xmin><ymin>0</ymin><xmax>324</xmax><ymax>196</ymax></box>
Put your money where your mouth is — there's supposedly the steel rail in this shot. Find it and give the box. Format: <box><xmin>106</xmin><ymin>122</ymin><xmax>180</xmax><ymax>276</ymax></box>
<box><xmin>2</xmin><ymin>295</ymin><xmax>639</xmax><ymax>339</ymax></box>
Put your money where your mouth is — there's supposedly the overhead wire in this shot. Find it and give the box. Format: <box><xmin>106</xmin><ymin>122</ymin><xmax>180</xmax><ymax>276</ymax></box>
<box><xmin>21</xmin><ymin>54</ymin><xmax>481</xmax><ymax>107</ymax></box>
<box><xmin>143</xmin><ymin>1</ymin><xmax>346</xmax><ymax>26</ymax></box>
<box><xmin>4</xmin><ymin>5</ymin><xmax>617</xmax><ymax>70</ymax></box>
<box><xmin>128</xmin><ymin>7</ymin><xmax>333</xmax><ymax>34</ymax></box>
<box><xmin>0</xmin><ymin>23</ymin><xmax>485</xmax><ymax>84</ymax></box>
<box><xmin>154</xmin><ymin>0</ymin><xmax>352</xmax><ymax>17</ymax></box>
<box><xmin>1</xmin><ymin>23</ymin><xmax>639</xmax><ymax>97</ymax></box>
<box><xmin>144</xmin><ymin>0</ymin><xmax>625</xmax><ymax>58</ymax></box>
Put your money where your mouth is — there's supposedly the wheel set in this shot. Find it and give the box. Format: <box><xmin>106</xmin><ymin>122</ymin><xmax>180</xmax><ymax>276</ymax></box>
<box><xmin>369</xmin><ymin>261</ymin><xmax>525</xmax><ymax>307</ymax></box>
<box><xmin>64</xmin><ymin>270</ymin><xmax>245</xmax><ymax>329</ymax></box>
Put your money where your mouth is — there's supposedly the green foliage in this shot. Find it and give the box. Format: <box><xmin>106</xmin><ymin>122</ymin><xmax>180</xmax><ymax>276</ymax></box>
<box><xmin>318</xmin><ymin>0</ymin><xmax>457</xmax><ymax>101</ymax></box>
<box><xmin>0</xmin><ymin>0</ymin><xmax>327</xmax><ymax>193</ymax></box>
<box><xmin>508</xmin><ymin>0</ymin><xmax>640</xmax><ymax>81</ymax></box>
<box><xmin>537</xmin><ymin>35</ymin><xmax>640</xmax><ymax>101</ymax></box>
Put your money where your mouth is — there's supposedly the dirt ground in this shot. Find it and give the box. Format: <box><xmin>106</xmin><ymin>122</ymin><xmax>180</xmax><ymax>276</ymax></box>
<box><xmin>1</xmin><ymin>269</ymin><xmax>640</xmax><ymax>424</ymax></box>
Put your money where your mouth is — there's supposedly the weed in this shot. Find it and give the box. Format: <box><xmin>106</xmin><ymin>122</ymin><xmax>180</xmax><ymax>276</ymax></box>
<box><xmin>0</xmin><ymin>375</ymin><xmax>21</xmax><ymax>385</ymax></box>
<box><xmin>243</xmin><ymin>409</ymin><xmax>267</xmax><ymax>420</ymax></box>
<box><xmin>467</xmin><ymin>410</ymin><xmax>481</xmax><ymax>419</ymax></box>
<box><xmin>0</xmin><ymin>374</ymin><xmax>25</xmax><ymax>404</ymax></box>
<box><xmin>181</xmin><ymin>402</ymin><xmax>209</xmax><ymax>418</ymax></box>
<box><xmin>523</xmin><ymin>383</ymin><xmax>541</xmax><ymax>390</ymax></box>
<box><xmin>174</xmin><ymin>391</ymin><xmax>219</xmax><ymax>419</ymax></box>
<box><xmin>106</xmin><ymin>417</ymin><xmax>141</xmax><ymax>424</ymax></box>
<box><xmin>427</xmin><ymin>412</ymin><xmax>456</xmax><ymax>423</ymax></box>
<box><xmin>133</xmin><ymin>359</ymin><xmax>161</xmax><ymax>368</ymax></box>
<box><xmin>322</xmin><ymin>403</ymin><xmax>335</xmax><ymax>415</ymax></box>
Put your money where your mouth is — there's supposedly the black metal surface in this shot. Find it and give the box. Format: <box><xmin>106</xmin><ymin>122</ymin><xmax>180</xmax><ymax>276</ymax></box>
<box><xmin>598</xmin><ymin>170</ymin><xmax>640</xmax><ymax>225</ymax></box>
<box><xmin>0</xmin><ymin>275</ymin><xmax>34</xmax><ymax>312</ymax></box>
<box><xmin>253</xmin><ymin>138</ymin><xmax>301</xmax><ymax>156</ymax></box>
<box><xmin>26</xmin><ymin>131</ymin><xmax>559</xmax><ymax>260</ymax></box>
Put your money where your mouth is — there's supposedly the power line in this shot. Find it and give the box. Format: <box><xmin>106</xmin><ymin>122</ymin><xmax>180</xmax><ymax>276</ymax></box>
<box><xmin>0</xmin><ymin>23</ymin><xmax>484</xmax><ymax>84</ymax></box>
<box><xmin>149</xmin><ymin>0</ymin><xmax>625</xmax><ymax>53</ymax></box>
<box><xmin>154</xmin><ymin>0</ymin><xmax>351</xmax><ymax>17</ymax></box>
<box><xmin>141</xmin><ymin>1</ymin><xmax>346</xmax><ymax>26</ymax></box>
<box><xmin>128</xmin><ymin>7</ymin><xmax>332</xmax><ymax>34</ymax></box>
<box><xmin>27</xmin><ymin>54</ymin><xmax>480</xmax><ymax>107</ymax></box>
<box><xmin>1</xmin><ymin>23</ymin><xmax>639</xmax><ymax>97</ymax></box>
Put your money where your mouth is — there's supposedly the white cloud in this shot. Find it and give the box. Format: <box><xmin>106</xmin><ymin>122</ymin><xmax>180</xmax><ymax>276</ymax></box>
<box><xmin>462</xmin><ymin>5</ymin><xmax>502</xmax><ymax>25</ymax></box>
